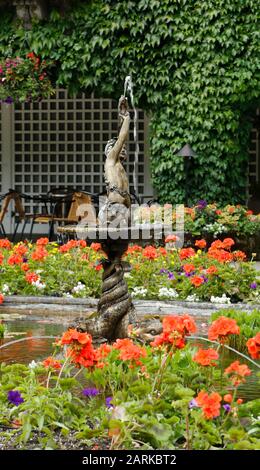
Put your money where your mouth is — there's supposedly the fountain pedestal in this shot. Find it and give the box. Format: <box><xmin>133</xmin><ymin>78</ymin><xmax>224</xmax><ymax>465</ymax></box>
<box><xmin>57</xmin><ymin>224</ymin><xmax>168</xmax><ymax>341</ymax></box>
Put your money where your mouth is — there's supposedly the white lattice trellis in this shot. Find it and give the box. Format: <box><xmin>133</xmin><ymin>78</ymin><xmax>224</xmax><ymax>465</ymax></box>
<box><xmin>13</xmin><ymin>89</ymin><xmax>148</xmax><ymax>216</ymax></box>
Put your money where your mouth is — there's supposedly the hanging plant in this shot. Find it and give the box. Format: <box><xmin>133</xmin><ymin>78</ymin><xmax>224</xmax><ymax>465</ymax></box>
<box><xmin>0</xmin><ymin>52</ymin><xmax>55</xmax><ymax>103</ymax></box>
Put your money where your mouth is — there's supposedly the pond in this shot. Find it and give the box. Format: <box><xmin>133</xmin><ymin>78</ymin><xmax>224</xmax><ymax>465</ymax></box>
<box><xmin>0</xmin><ymin>316</ymin><xmax>259</xmax><ymax>402</ymax></box>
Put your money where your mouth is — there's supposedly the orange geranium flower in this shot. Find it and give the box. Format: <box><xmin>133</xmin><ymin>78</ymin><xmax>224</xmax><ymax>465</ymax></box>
<box><xmin>126</xmin><ymin>244</ymin><xmax>143</xmax><ymax>254</ymax></box>
<box><xmin>59</xmin><ymin>240</ymin><xmax>78</xmax><ymax>253</ymax></box>
<box><xmin>60</xmin><ymin>328</ymin><xmax>92</xmax><ymax>346</ymax></box>
<box><xmin>246</xmin><ymin>332</ymin><xmax>260</xmax><ymax>360</ymax></box>
<box><xmin>208</xmin><ymin>316</ymin><xmax>240</xmax><ymax>342</ymax></box>
<box><xmin>224</xmin><ymin>394</ymin><xmax>233</xmax><ymax>403</ymax></box>
<box><xmin>0</xmin><ymin>239</ymin><xmax>12</xmax><ymax>249</ymax></box>
<box><xmin>208</xmin><ymin>248</ymin><xmax>233</xmax><ymax>263</ymax></box>
<box><xmin>233</xmin><ymin>250</ymin><xmax>246</xmax><ymax>261</ymax></box>
<box><xmin>210</xmin><ymin>240</ymin><xmax>224</xmax><ymax>250</ymax></box>
<box><xmin>13</xmin><ymin>244</ymin><xmax>28</xmax><ymax>256</ymax></box>
<box><xmin>225</xmin><ymin>360</ymin><xmax>251</xmax><ymax>386</ymax></box>
<box><xmin>113</xmin><ymin>338</ymin><xmax>147</xmax><ymax>365</ymax></box>
<box><xmin>0</xmin><ymin>253</ymin><xmax>4</xmax><ymax>265</ymax></box>
<box><xmin>222</xmin><ymin>238</ymin><xmax>235</xmax><ymax>249</ymax></box>
<box><xmin>179</xmin><ymin>247</ymin><xmax>195</xmax><ymax>260</ymax></box>
<box><xmin>142</xmin><ymin>245</ymin><xmax>158</xmax><ymax>260</ymax></box>
<box><xmin>0</xmin><ymin>294</ymin><xmax>4</xmax><ymax>304</ymax></box>
<box><xmin>206</xmin><ymin>266</ymin><xmax>218</xmax><ymax>275</ymax></box>
<box><xmin>21</xmin><ymin>263</ymin><xmax>30</xmax><ymax>272</ymax></box>
<box><xmin>31</xmin><ymin>247</ymin><xmax>48</xmax><ymax>261</ymax></box>
<box><xmin>195</xmin><ymin>390</ymin><xmax>222</xmax><ymax>419</ymax></box>
<box><xmin>158</xmin><ymin>247</ymin><xmax>167</xmax><ymax>256</ymax></box>
<box><xmin>42</xmin><ymin>356</ymin><xmax>62</xmax><ymax>369</ymax></box>
<box><xmin>183</xmin><ymin>264</ymin><xmax>195</xmax><ymax>274</ymax></box>
<box><xmin>36</xmin><ymin>237</ymin><xmax>49</xmax><ymax>246</ymax></box>
<box><xmin>195</xmin><ymin>239</ymin><xmax>207</xmax><ymax>249</ymax></box>
<box><xmin>191</xmin><ymin>275</ymin><xmax>204</xmax><ymax>287</ymax></box>
<box><xmin>193</xmin><ymin>348</ymin><xmax>219</xmax><ymax>366</ymax></box>
<box><xmin>165</xmin><ymin>234</ymin><xmax>179</xmax><ymax>243</ymax></box>
<box><xmin>7</xmin><ymin>253</ymin><xmax>23</xmax><ymax>265</ymax></box>
<box><xmin>151</xmin><ymin>314</ymin><xmax>196</xmax><ymax>349</ymax></box>
<box><xmin>90</xmin><ymin>242</ymin><xmax>101</xmax><ymax>251</ymax></box>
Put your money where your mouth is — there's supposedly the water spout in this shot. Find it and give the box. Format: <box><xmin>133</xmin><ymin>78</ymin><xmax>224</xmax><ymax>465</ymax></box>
<box><xmin>124</xmin><ymin>75</ymin><xmax>140</xmax><ymax>201</ymax></box>
<box><xmin>0</xmin><ymin>335</ymin><xmax>57</xmax><ymax>351</ymax></box>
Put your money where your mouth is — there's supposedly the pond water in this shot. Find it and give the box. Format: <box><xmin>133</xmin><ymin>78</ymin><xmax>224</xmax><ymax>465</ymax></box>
<box><xmin>0</xmin><ymin>316</ymin><xmax>259</xmax><ymax>402</ymax></box>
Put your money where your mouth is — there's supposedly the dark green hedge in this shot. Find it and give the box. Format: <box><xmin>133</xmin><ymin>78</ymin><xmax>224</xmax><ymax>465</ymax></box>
<box><xmin>1</xmin><ymin>0</ymin><xmax>260</xmax><ymax>203</ymax></box>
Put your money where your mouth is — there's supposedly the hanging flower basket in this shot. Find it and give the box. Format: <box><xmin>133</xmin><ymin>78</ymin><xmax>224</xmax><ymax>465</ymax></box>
<box><xmin>0</xmin><ymin>52</ymin><xmax>55</xmax><ymax>103</ymax></box>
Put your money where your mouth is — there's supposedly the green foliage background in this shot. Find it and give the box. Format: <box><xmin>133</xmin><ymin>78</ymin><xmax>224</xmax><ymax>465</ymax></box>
<box><xmin>0</xmin><ymin>0</ymin><xmax>260</xmax><ymax>203</ymax></box>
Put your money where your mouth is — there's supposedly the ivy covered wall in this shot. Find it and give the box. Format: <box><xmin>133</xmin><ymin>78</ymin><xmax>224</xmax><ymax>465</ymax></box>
<box><xmin>0</xmin><ymin>0</ymin><xmax>260</xmax><ymax>204</ymax></box>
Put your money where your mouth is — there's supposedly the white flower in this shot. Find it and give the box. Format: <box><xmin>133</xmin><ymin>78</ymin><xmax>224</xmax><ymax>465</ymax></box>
<box><xmin>64</xmin><ymin>292</ymin><xmax>73</xmax><ymax>298</ymax></box>
<box><xmin>32</xmin><ymin>280</ymin><xmax>46</xmax><ymax>290</ymax></box>
<box><xmin>158</xmin><ymin>287</ymin><xmax>179</xmax><ymax>299</ymax></box>
<box><xmin>2</xmin><ymin>284</ymin><xmax>10</xmax><ymax>294</ymax></box>
<box><xmin>185</xmin><ymin>294</ymin><xmax>199</xmax><ymax>302</ymax></box>
<box><xmin>28</xmin><ymin>360</ymin><xmax>38</xmax><ymax>370</ymax></box>
<box><xmin>204</xmin><ymin>223</ymin><xmax>227</xmax><ymax>235</ymax></box>
<box><xmin>72</xmin><ymin>282</ymin><xmax>86</xmax><ymax>294</ymax></box>
<box><xmin>210</xmin><ymin>294</ymin><xmax>231</xmax><ymax>304</ymax></box>
<box><xmin>131</xmin><ymin>287</ymin><xmax>148</xmax><ymax>298</ymax></box>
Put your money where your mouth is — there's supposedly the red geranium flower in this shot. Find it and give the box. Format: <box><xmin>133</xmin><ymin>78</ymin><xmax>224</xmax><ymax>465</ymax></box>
<box><xmin>223</xmin><ymin>394</ymin><xmax>233</xmax><ymax>403</ymax></box>
<box><xmin>42</xmin><ymin>356</ymin><xmax>61</xmax><ymax>369</ymax></box>
<box><xmin>206</xmin><ymin>266</ymin><xmax>218</xmax><ymax>275</ymax></box>
<box><xmin>113</xmin><ymin>338</ymin><xmax>147</xmax><ymax>366</ymax></box>
<box><xmin>193</xmin><ymin>348</ymin><xmax>219</xmax><ymax>366</ymax></box>
<box><xmin>195</xmin><ymin>390</ymin><xmax>222</xmax><ymax>419</ymax></box>
<box><xmin>191</xmin><ymin>275</ymin><xmax>204</xmax><ymax>287</ymax></box>
<box><xmin>142</xmin><ymin>246</ymin><xmax>158</xmax><ymax>260</ymax></box>
<box><xmin>0</xmin><ymin>239</ymin><xmax>12</xmax><ymax>249</ymax></box>
<box><xmin>60</xmin><ymin>328</ymin><xmax>92</xmax><ymax>346</ymax></box>
<box><xmin>179</xmin><ymin>248</ymin><xmax>195</xmax><ymax>260</ymax></box>
<box><xmin>0</xmin><ymin>253</ymin><xmax>4</xmax><ymax>265</ymax></box>
<box><xmin>151</xmin><ymin>314</ymin><xmax>196</xmax><ymax>349</ymax></box>
<box><xmin>246</xmin><ymin>332</ymin><xmax>260</xmax><ymax>360</ymax></box>
<box><xmin>21</xmin><ymin>263</ymin><xmax>30</xmax><ymax>272</ymax></box>
<box><xmin>208</xmin><ymin>316</ymin><xmax>240</xmax><ymax>342</ymax></box>
<box><xmin>31</xmin><ymin>247</ymin><xmax>48</xmax><ymax>261</ymax></box>
<box><xmin>233</xmin><ymin>250</ymin><xmax>246</xmax><ymax>261</ymax></box>
<box><xmin>36</xmin><ymin>237</ymin><xmax>49</xmax><ymax>246</ymax></box>
<box><xmin>225</xmin><ymin>360</ymin><xmax>251</xmax><ymax>386</ymax></box>
<box><xmin>183</xmin><ymin>264</ymin><xmax>195</xmax><ymax>274</ymax></box>
<box><xmin>7</xmin><ymin>253</ymin><xmax>23</xmax><ymax>265</ymax></box>
<box><xmin>90</xmin><ymin>242</ymin><xmax>101</xmax><ymax>251</ymax></box>
<box><xmin>13</xmin><ymin>244</ymin><xmax>28</xmax><ymax>256</ymax></box>
<box><xmin>0</xmin><ymin>293</ymin><xmax>4</xmax><ymax>304</ymax></box>
<box><xmin>222</xmin><ymin>238</ymin><xmax>235</xmax><ymax>249</ymax></box>
<box><xmin>25</xmin><ymin>272</ymin><xmax>39</xmax><ymax>284</ymax></box>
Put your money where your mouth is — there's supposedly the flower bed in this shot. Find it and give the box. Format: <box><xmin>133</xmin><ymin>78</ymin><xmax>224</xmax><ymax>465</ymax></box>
<box><xmin>135</xmin><ymin>202</ymin><xmax>260</xmax><ymax>258</ymax></box>
<box><xmin>0</xmin><ymin>314</ymin><xmax>259</xmax><ymax>450</ymax></box>
<box><xmin>0</xmin><ymin>237</ymin><xmax>259</xmax><ymax>304</ymax></box>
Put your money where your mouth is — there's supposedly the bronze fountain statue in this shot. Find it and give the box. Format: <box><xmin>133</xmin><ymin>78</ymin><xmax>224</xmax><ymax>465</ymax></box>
<box><xmin>58</xmin><ymin>89</ymin><xmax>164</xmax><ymax>342</ymax></box>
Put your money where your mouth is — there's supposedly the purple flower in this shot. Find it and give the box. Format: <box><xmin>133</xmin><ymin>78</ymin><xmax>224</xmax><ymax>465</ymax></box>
<box><xmin>168</xmin><ymin>272</ymin><xmax>175</xmax><ymax>280</ymax></box>
<box><xmin>8</xmin><ymin>390</ymin><xmax>24</xmax><ymax>406</ymax></box>
<box><xmin>185</xmin><ymin>272</ymin><xmax>194</xmax><ymax>277</ymax></box>
<box><xmin>197</xmin><ymin>200</ymin><xmax>207</xmax><ymax>210</ymax></box>
<box><xmin>160</xmin><ymin>269</ymin><xmax>167</xmax><ymax>274</ymax></box>
<box><xmin>23</xmin><ymin>257</ymin><xmax>28</xmax><ymax>263</ymax></box>
<box><xmin>250</xmin><ymin>282</ymin><xmax>257</xmax><ymax>289</ymax></box>
<box><xmin>82</xmin><ymin>387</ymin><xmax>100</xmax><ymax>398</ymax></box>
<box><xmin>202</xmin><ymin>275</ymin><xmax>208</xmax><ymax>283</ymax></box>
<box><xmin>189</xmin><ymin>399</ymin><xmax>198</xmax><ymax>409</ymax></box>
<box><xmin>4</xmin><ymin>96</ymin><xmax>13</xmax><ymax>104</ymax></box>
<box><xmin>105</xmin><ymin>396</ymin><xmax>114</xmax><ymax>409</ymax></box>
<box><xmin>223</xmin><ymin>404</ymin><xmax>231</xmax><ymax>413</ymax></box>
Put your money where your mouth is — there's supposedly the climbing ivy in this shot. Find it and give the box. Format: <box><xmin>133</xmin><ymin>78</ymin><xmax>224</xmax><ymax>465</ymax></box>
<box><xmin>0</xmin><ymin>0</ymin><xmax>260</xmax><ymax>204</ymax></box>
